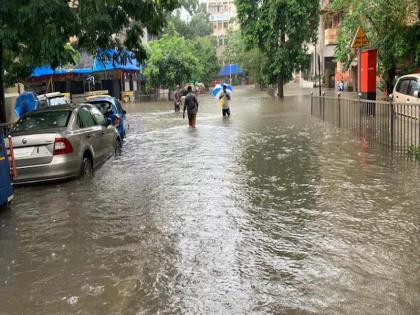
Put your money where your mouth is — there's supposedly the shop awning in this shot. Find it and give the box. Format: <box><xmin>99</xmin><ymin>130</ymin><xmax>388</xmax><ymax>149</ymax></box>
<box><xmin>30</xmin><ymin>50</ymin><xmax>142</xmax><ymax>78</ymax></box>
<box><xmin>219</xmin><ymin>64</ymin><xmax>244</xmax><ymax>76</ymax></box>
<box><xmin>31</xmin><ymin>66</ymin><xmax>68</xmax><ymax>78</ymax></box>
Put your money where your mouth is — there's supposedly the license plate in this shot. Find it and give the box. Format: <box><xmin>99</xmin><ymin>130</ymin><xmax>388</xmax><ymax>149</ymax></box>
<box><xmin>13</xmin><ymin>147</ymin><xmax>34</xmax><ymax>159</ymax></box>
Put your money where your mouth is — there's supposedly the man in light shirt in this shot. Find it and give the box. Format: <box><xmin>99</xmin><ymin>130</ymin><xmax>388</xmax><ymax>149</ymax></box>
<box><xmin>219</xmin><ymin>84</ymin><xmax>231</xmax><ymax>117</ymax></box>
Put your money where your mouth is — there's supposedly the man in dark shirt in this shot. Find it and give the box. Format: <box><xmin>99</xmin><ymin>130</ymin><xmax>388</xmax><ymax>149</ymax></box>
<box><xmin>183</xmin><ymin>86</ymin><xmax>199</xmax><ymax>128</ymax></box>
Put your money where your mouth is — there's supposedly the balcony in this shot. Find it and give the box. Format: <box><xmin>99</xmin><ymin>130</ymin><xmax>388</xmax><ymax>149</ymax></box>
<box><xmin>324</xmin><ymin>28</ymin><xmax>337</xmax><ymax>45</ymax></box>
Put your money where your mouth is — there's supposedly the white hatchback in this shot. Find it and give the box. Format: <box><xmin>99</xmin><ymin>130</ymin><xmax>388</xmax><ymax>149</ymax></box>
<box><xmin>392</xmin><ymin>73</ymin><xmax>420</xmax><ymax>104</ymax></box>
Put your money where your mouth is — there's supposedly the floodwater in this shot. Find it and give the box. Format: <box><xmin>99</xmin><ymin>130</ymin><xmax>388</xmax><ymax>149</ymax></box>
<box><xmin>1</xmin><ymin>86</ymin><xmax>420</xmax><ymax>314</ymax></box>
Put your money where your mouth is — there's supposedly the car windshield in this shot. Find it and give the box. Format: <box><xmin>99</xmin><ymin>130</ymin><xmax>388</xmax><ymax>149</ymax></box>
<box><xmin>49</xmin><ymin>96</ymin><xmax>69</xmax><ymax>106</ymax></box>
<box><xmin>12</xmin><ymin>111</ymin><xmax>71</xmax><ymax>133</ymax></box>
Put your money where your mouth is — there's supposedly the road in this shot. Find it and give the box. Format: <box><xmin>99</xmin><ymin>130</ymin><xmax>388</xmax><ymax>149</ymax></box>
<box><xmin>1</xmin><ymin>86</ymin><xmax>420</xmax><ymax>314</ymax></box>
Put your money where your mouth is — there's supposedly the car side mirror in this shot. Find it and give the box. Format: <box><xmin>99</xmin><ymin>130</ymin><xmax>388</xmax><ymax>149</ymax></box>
<box><xmin>106</xmin><ymin>117</ymin><xmax>112</xmax><ymax>127</ymax></box>
<box><xmin>389</xmin><ymin>94</ymin><xmax>394</xmax><ymax>101</ymax></box>
<box><xmin>414</xmin><ymin>91</ymin><xmax>419</xmax><ymax>98</ymax></box>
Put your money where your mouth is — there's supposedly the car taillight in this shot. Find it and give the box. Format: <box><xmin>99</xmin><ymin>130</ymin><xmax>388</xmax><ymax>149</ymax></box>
<box><xmin>114</xmin><ymin>116</ymin><xmax>121</xmax><ymax>127</ymax></box>
<box><xmin>53</xmin><ymin>137</ymin><xmax>73</xmax><ymax>155</ymax></box>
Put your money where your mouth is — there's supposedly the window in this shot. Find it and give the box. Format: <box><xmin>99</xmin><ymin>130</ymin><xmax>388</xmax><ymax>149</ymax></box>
<box><xmin>114</xmin><ymin>98</ymin><xmax>124</xmax><ymax>114</ymax></box>
<box><xmin>408</xmin><ymin>79</ymin><xmax>420</xmax><ymax>96</ymax></box>
<box><xmin>12</xmin><ymin>111</ymin><xmax>71</xmax><ymax>133</ymax></box>
<box><xmin>78</xmin><ymin>107</ymin><xmax>96</xmax><ymax>128</ymax></box>
<box><xmin>90</xmin><ymin>107</ymin><xmax>106</xmax><ymax>126</ymax></box>
<box><xmin>396</xmin><ymin>79</ymin><xmax>410</xmax><ymax>95</ymax></box>
<box><xmin>48</xmin><ymin>96</ymin><xmax>69</xmax><ymax>106</ymax></box>
<box><xmin>89</xmin><ymin>101</ymin><xmax>112</xmax><ymax>115</ymax></box>
<box><xmin>223</xmin><ymin>22</ymin><xmax>228</xmax><ymax>29</ymax></box>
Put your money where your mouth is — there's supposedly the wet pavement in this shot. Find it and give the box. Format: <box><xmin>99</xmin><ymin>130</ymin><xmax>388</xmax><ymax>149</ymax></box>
<box><xmin>1</xmin><ymin>86</ymin><xmax>420</xmax><ymax>314</ymax></box>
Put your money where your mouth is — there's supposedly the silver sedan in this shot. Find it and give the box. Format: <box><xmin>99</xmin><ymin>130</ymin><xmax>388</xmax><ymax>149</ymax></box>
<box><xmin>6</xmin><ymin>104</ymin><xmax>121</xmax><ymax>184</ymax></box>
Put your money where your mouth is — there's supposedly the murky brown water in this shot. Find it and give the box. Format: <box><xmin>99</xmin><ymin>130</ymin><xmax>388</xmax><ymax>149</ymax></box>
<box><xmin>1</xmin><ymin>86</ymin><xmax>420</xmax><ymax>314</ymax></box>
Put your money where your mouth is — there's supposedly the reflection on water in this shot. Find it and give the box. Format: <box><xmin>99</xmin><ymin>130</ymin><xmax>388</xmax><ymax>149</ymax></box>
<box><xmin>1</xmin><ymin>86</ymin><xmax>419</xmax><ymax>314</ymax></box>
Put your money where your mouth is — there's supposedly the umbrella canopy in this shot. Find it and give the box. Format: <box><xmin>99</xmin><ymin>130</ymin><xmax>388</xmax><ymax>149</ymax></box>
<box><xmin>212</xmin><ymin>84</ymin><xmax>233</xmax><ymax>99</ymax></box>
<box><xmin>15</xmin><ymin>92</ymin><xmax>39</xmax><ymax>119</ymax></box>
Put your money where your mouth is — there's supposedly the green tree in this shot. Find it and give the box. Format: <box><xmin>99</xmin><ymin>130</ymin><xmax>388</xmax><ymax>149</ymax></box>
<box><xmin>166</xmin><ymin>3</ymin><xmax>213</xmax><ymax>39</ymax></box>
<box><xmin>224</xmin><ymin>30</ymin><xmax>267</xmax><ymax>86</ymax></box>
<box><xmin>144</xmin><ymin>33</ymin><xmax>199</xmax><ymax>95</ymax></box>
<box><xmin>191</xmin><ymin>36</ymin><xmax>220</xmax><ymax>87</ymax></box>
<box><xmin>179</xmin><ymin>0</ymin><xmax>199</xmax><ymax>14</ymax></box>
<box><xmin>0</xmin><ymin>0</ymin><xmax>179</xmax><ymax>123</ymax></box>
<box><xmin>331</xmin><ymin>0</ymin><xmax>419</xmax><ymax>94</ymax></box>
<box><xmin>235</xmin><ymin>0</ymin><xmax>319</xmax><ymax>97</ymax></box>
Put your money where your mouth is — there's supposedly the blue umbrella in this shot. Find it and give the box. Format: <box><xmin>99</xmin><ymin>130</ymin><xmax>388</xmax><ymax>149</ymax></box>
<box><xmin>15</xmin><ymin>92</ymin><xmax>39</xmax><ymax>119</ymax></box>
<box><xmin>212</xmin><ymin>83</ymin><xmax>233</xmax><ymax>99</ymax></box>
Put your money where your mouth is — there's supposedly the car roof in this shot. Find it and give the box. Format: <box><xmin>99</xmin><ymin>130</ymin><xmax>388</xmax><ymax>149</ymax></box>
<box><xmin>26</xmin><ymin>103</ymin><xmax>97</xmax><ymax>115</ymax></box>
<box><xmin>398</xmin><ymin>73</ymin><xmax>420</xmax><ymax>80</ymax></box>
<box><xmin>30</xmin><ymin>104</ymin><xmax>75</xmax><ymax>112</ymax></box>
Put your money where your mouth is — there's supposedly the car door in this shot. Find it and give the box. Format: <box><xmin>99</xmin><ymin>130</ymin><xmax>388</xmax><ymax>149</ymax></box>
<box><xmin>407</xmin><ymin>79</ymin><xmax>420</xmax><ymax>104</ymax></box>
<box><xmin>89</xmin><ymin>106</ymin><xmax>114</xmax><ymax>160</ymax></box>
<box><xmin>78</xmin><ymin>107</ymin><xmax>103</xmax><ymax>166</ymax></box>
<box><xmin>394</xmin><ymin>78</ymin><xmax>410</xmax><ymax>103</ymax></box>
<box><xmin>114</xmin><ymin>98</ymin><xmax>128</xmax><ymax>135</ymax></box>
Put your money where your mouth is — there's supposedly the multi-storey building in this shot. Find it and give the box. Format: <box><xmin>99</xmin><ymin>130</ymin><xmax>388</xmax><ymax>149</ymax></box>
<box><xmin>206</xmin><ymin>0</ymin><xmax>237</xmax><ymax>61</ymax></box>
<box><xmin>301</xmin><ymin>0</ymin><xmax>356</xmax><ymax>90</ymax></box>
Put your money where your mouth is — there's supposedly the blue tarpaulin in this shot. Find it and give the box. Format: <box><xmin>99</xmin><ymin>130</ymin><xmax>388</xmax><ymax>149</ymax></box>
<box><xmin>14</xmin><ymin>91</ymin><xmax>39</xmax><ymax>118</ymax></box>
<box><xmin>30</xmin><ymin>50</ymin><xmax>142</xmax><ymax>78</ymax></box>
<box><xmin>31</xmin><ymin>66</ymin><xmax>67</xmax><ymax>78</ymax></box>
<box><xmin>219</xmin><ymin>64</ymin><xmax>244</xmax><ymax>76</ymax></box>
<box><xmin>93</xmin><ymin>50</ymin><xmax>141</xmax><ymax>72</ymax></box>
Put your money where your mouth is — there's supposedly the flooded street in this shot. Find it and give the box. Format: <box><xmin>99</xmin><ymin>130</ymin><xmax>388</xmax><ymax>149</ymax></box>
<box><xmin>1</xmin><ymin>86</ymin><xmax>420</xmax><ymax>314</ymax></box>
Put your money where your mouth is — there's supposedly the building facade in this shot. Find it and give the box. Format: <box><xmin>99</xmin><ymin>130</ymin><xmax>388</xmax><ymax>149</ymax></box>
<box><xmin>206</xmin><ymin>0</ymin><xmax>237</xmax><ymax>61</ymax></box>
<box><xmin>302</xmin><ymin>0</ymin><xmax>354</xmax><ymax>90</ymax></box>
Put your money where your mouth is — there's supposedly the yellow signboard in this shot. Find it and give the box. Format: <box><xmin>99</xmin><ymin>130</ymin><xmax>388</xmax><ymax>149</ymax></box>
<box><xmin>351</xmin><ymin>27</ymin><xmax>369</xmax><ymax>48</ymax></box>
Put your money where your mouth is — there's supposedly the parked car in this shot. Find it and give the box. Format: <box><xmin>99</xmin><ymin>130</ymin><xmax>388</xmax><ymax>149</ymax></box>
<box><xmin>0</xmin><ymin>136</ymin><xmax>14</xmax><ymax>209</ymax></box>
<box><xmin>392</xmin><ymin>74</ymin><xmax>420</xmax><ymax>104</ymax></box>
<box><xmin>391</xmin><ymin>73</ymin><xmax>420</xmax><ymax>118</ymax></box>
<box><xmin>6</xmin><ymin>104</ymin><xmax>121</xmax><ymax>184</ymax></box>
<box><xmin>85</xmin><ymin>95</ymin><xmax>128</xmax><ymax>140</ymax></box>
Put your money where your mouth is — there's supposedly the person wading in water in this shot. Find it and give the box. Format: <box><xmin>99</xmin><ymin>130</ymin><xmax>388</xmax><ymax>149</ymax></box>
<box><xmin>174</xmin><ymin>85</ymin><xmax>181</xmax><ymax>112</ymax></box>
<box><xmin>219</xmin><ymin>84</ymin><xmax>231</xmax><ymax>117</ymax></box>
<box><xmin>183</xmin><ymin>86</ymin><xmax>199</xmax><ymax>128</ymax></box>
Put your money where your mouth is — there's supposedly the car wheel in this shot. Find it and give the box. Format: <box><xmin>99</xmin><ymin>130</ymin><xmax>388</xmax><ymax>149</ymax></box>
<box><xmin>114</xmin><ymin>138</ymin><xmax>122</xmax><ymax>156</ymax></box>
<box><xmin>80</xmin><ymin>157</ymin><xmax>93</xmax><ymax>179</ymax></box>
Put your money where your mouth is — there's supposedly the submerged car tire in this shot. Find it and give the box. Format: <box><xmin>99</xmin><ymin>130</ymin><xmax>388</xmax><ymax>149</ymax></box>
<box><xmin>80</xmin><ymin>157</ymin><xmax>93</xmax><ymax>179</ymax></box>
<box><xmin>114</xmin><ymin>138</ymin><xmax>122</xmax><ymax>156</ymax></box>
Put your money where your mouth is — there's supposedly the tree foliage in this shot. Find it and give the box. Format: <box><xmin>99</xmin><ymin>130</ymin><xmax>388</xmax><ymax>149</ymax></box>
<box><xmin>144</xmin><ymin>33</ymin><xmax>197</xmax><ymax>92</ymax></box>
<box><xmin>144</xmin><ymin>32</ymin><xmax>219</xmax><ymax>92</ymax></box>
<box><xmin>235</xmin><ymin>0</ymin><xmax>319</xmax><ymax>97</ymax></box>
<box><xmin>190</xmin><ymin>37</ymin><xmax>220</xmax><ymax>87</ymax></box>
<box><xmin>224</xmin><ymin>30</ymin><xmax>267</xmax><ymax>86</ymax></box>
<box><xmin>330</xmin><ymin>0</ymin><xmax>419</xmax><ymax>93</ymax></box>
<box><xmin>0</xmin><ymin>0</ymin><xmax>179</xmax><ymax>122</ymax></box>
<box><xmin>166</xmin><ymin>3</ymin><xmax>213</xmax><ymax>40</ymax></box>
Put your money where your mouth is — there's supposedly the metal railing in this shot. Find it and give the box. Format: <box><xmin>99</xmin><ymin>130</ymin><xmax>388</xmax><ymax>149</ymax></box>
<box><xmin>0</xmin><ymin>123</ymin><xmax>13</xmax><ymax>137</ymax></box>
<box><xmin>311</xmin><ymin>93</ymin><xmax>420</xmax><ymax>155</ymax></box>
